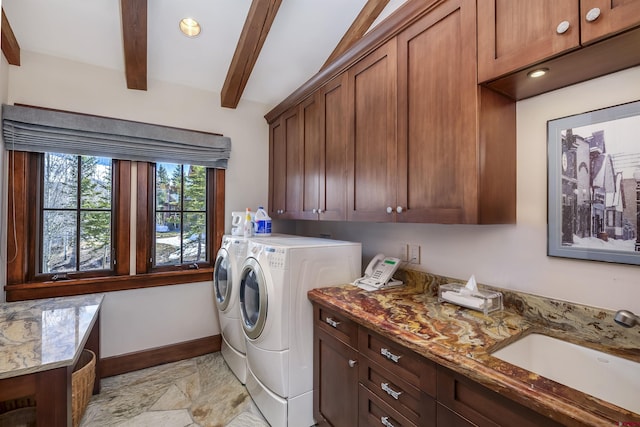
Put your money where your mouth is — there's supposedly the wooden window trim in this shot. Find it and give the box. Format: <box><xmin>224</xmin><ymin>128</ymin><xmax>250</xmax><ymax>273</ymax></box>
<box><xmin>5</xmin><ymin>152</ymin><xmax>225</xmax><ymax>302</ymax></box>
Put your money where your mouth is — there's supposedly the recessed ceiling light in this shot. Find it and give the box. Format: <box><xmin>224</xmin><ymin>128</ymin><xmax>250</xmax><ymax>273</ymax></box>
<box><xmin>179</xmin><ymin>18</ymin><xmax>201</xmax><ymax>38</ymax></box>
<box><xmin>527</xmin><ymin>68</ymin><xmax>549</xmax><ymax>78</ymax></box>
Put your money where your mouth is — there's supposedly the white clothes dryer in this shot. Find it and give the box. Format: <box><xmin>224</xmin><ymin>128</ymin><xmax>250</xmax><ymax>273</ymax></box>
<box><xmin>238</xmin><ymin>237</ymin><xmax>362</xmax><ymax>427</ymax></box>
<box><xmin>214</xmin><ymin>235</ymin><xmax>250</xmax><ymax>383</ymax></box>
<box><xmin>214</xmin><ymin>233</ymin><xmax>302</xmax><ymax>383</ymax></box>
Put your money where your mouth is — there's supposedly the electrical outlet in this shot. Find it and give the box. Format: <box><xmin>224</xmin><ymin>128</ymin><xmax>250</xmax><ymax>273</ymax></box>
<box><xmin>398</xmin><ymin>243</ymin><xmax>408</xmax><ymax>262</ymax></box>
<box><xmin>408</xmin><ymin>244</ymin><xmax>420</xmax><ymax>264</ymax></box>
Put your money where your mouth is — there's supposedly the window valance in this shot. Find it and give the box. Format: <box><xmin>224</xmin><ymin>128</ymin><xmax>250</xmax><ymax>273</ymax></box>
<box><xmin>2</xmin><ymin>104</ymin><xmax>231</xmax><ymax>168</ymax></box>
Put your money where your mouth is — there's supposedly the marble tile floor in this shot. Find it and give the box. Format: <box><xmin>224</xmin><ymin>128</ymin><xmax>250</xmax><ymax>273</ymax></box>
<box><xmin>80</xmin><ymin>352</ymin><xmax>270</xmax><ymax>427</ymax></box>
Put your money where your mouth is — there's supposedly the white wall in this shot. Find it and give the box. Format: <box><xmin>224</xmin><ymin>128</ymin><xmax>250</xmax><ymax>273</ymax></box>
<box><xmin>296</xmin><ymin>66</ymin><xmax>640</xmax><ymax>314</ymax></box>
<box><xmin>6</xmin><ymin>51</ymin><xmax>270</xmax><ymax>356</ymax></box>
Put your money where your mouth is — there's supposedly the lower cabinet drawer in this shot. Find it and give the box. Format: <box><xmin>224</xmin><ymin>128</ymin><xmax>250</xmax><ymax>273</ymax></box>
<box><xmin>316</xmin><ymin>305</ymin><xmax>358</xmax><ymax>347</ymax></box>
<box><xmin>359</xmin><ymin>328</ymin><xmax>437</xmax><ymax>397</ymax></box>
<box><xmin>359</xmin><ymin>357</ymin><xmax>435</xmax><ymax>426</ymax></box>
<box><xmin>436</xmin><ymin>367</ymin><xmax>564</xmax><ymax>427</ymax></box>
<box><xmin>359</xmin><ymin>384</ymin><xmax>419</xmax><ymax>427</ymax></box>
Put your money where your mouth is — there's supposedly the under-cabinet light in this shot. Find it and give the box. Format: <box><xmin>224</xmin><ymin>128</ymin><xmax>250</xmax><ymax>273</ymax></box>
<box><xmin>527</xmin><ymin>68</ymin><xmax>549</xmax><ymax>78</ymax></box>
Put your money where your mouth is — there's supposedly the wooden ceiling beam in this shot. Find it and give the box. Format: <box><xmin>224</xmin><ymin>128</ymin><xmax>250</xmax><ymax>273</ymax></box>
<box><xmin>121</xmin><ymin>0</ymin><xmax>147</xmax><ymax>90</ymax></box>
<box><xmin>1</xmin><ymin>8</ymin><xmax>21</xmax><ymax>66</ymax></box>
<box><xmin>221</xmin><ymin>0</ymin><xmax>282</xmax><ymax>109</ymax></box>
<box><xmin>322</xmin><ymin>0</ymin><xmax>390</xmax><ymax>69</ymax></box>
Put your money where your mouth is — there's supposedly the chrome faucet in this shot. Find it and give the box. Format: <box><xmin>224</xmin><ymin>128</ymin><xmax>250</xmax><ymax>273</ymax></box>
<box><xmin>614</xmin><ymin>310</ymin><xmax>640</xmax><ymax>328</ymax></box>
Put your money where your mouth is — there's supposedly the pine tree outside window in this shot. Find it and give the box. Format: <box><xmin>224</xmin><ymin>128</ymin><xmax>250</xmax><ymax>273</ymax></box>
<box><xmin>154</xmin><ymin>163</ymin><xmax>208</xmax><ymax>267</ymax></box>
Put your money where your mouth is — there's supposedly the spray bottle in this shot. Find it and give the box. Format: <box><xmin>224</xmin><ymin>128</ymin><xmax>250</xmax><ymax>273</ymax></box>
<box><xmin>243</xmin><ymin>208</ymin><xmax>253</xmax><ymax>238</ymax></box>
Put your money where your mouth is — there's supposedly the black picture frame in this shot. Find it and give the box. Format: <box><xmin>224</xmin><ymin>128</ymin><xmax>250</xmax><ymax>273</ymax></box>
<box><xmin>547</xmin><ymin>100</ymin><xmax>640</xmax><ymax>265</ymax></box>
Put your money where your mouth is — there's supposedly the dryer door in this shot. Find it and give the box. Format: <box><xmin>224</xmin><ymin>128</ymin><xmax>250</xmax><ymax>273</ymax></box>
<box><xmin>213</xmin><ymin>248</ymin><xmax>232</xmax><ymax>311</ymax></box>
<box><xmin>239</xmin><ymin>257</ymin><xmax>267</xmax><ymax>340</ymax></box>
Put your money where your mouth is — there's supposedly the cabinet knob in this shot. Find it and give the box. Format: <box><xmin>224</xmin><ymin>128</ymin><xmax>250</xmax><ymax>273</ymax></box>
<box><xmin>396</xmin><ymin>206</ymin><xmax>403</xmax><ymax>213</ymax></box>
<box><xmin>556</xmin><ymin>20</ymin><xmax>570</xmax><ymax>34</ymax></box>
<box><xmin>348</xmin><ymin>359</ymin><xmax>358</xmax><ymax>368</ymax></box>
<box><xmin>585</xmin><ymin>7</ymin><xmax>601</xmax><ymax>22</ymax></box>
<box><xmin>386</xmin><ymin>206</ymin><xmax>393</xmax><ymax>214</ymax></box>
<box><xmin>318</xmin><ymin>208</ymin><xmax>323</xmax><ymax>214</ymax></box>
<box><xmin>312</xmin><ymin>208</ymin><xmax>317</xmax><ymax>213</ymax></box>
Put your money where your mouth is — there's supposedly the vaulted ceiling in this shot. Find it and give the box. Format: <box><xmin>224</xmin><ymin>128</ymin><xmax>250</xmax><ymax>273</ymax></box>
<box><xmin>1</xmin><ymin>0</ymin><xmax>408</xmax><ymax>109</ymax></box>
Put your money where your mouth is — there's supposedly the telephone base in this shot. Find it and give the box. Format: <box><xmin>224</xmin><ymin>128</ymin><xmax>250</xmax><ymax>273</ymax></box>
<box><xmin>356</xmin><ymin>278</ymin><xmax>404</xmax><ymax>292</ymax></box>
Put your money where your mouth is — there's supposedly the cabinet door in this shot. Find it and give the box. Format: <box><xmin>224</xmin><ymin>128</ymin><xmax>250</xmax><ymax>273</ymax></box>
<box><xmin>397</xmin><ymin>0</ymin><xmax>478</xmax><ymax>223</ymax></box>
<box><xmin>314</xmin><ymin>327</ymin><xmax>359</xmax><ymax>427</ymax></box>
<box><xmin>346</xmin><ymin>40</ymin><xmax>397</xmax><ymax>222</ymax></box>
<box><xmin>269</xmin><ymin>119</ymin><xmax>286</xmax><ymax>218</ymax></box>
<box><xmin>319</xmin><ymin>75</ymin><xmax>348</xmax><ymax>221</ymax></box>
<box><xmin>477</xmin><ymin>0</ymin><xmax>580</xmax><ymax>83</ymax></box>
<box><xmin>580</xmin><ymin>0</ymin><xmax>640</xmax><ymax>44</ymax></box>
<box><xmin>300</xmin><ymin>94</ymin><xmax>323</xmax><ymax>220</ymax></box>
<box><xmin>268</xmin><ymin>108</ymin><xmax>303</xmax><ymax>219</ymax></box>
<box><xmin>436</xmin><ymin>403</ymin><xmax>475</xmax><ymax>427</ymax></box>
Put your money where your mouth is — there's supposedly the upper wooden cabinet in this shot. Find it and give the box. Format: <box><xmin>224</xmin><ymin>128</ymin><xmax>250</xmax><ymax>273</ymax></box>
<box><xmin>346</xmin><ymin>40</ymin><xmax>398</xmax><ymax>222</ymax></box>
<box><xmin>580</xmin><ymin>0</ymin><xmax>640</xmax><ymax>44</ymax></box>
<box><xmin>346</xmin><ymin>0</ymin><xmax>515</xmax><ymax>224</ymax></box>
<box><xmin>271</xmin><ymin>74</ymin><xmax>349</xmax><ymax>221</ymax></box>
<box><xmin>268</xmin><ymin>107</ymin><xmax>303</xmax><ymax>219</ymax></box>
<box><xmin>477</xmin><ymin>1</ymin><xmax>580</xmax><ymax>83</ymax></box>
<box><xmin>318</xmin><ymin>75</ymin><xmax>349</xmax><ymax>221</ymax></box>
<box><xmin>396</xmin><ymin>0</ymin><xmax>487</xmax><ymax>224</ymax></box>
<box><xmin>478</xmin><ymin>0</ymin><xmax>640</xmax><ymax>98</ymax></box>
<box><xmin>299</xmin><ymin>93</ymin><xmax>323</xmax><ymax>220</ymax></box>
<box><xmin>267</xmin><ymin>0</ymin><xmax>516</xmax><ymax>225</ymax></box>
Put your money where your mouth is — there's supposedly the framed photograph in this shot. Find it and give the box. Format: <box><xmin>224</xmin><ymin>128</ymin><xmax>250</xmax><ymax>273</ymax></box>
<box><xmin>548</xmin><ymin>100</ymin><xmax>640</xmax><ymax>265</ymax></box>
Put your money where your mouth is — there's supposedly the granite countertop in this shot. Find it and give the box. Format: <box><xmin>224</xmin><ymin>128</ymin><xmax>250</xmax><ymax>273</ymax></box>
<box><xmin>0</xmin><ymin>293</ymin><xmax>104</xmax><ymax>380</ymax></box>
<box><xmin>307</xmin><ymin>272</ymin><xmax>640</xmax><ymax>427</ymax></box>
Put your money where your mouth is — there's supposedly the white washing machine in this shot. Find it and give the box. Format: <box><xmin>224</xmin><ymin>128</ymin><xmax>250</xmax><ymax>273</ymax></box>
<box><xmin>213</xmin><ymin>233</ymin><xmax>302</xmax><ymax>383</ymax></box>
<box><xmin>214</xmin><ymin>235</ymin><xmax>250</xmax><ymax>383</ymax></box>
<box><xmin>238</xmin><ymin>237</ymin><xmax>362</xmax><ymax>427</ymax></box>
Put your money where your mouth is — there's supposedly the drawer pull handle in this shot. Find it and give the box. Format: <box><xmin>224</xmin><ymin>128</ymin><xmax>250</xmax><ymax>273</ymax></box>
<box><xmin>381</xmin><ymin>416</ymin><xmax>396</xmax><ymax>427</ymax></box>
<box><xmin>381</xmin><ymin>382</ymin><xmax>402</xmax><ymax>400</ymax></box>
<box><xmin>380</xmin><ymin>347</ymin><xmax>402</xmax><ymax>363</ymax></box>
<box><xmin>325</xmin><ymin>317</ymin><xmax>340</xmax><ymax>328</ymax></box>
<box><xmin>348</xmin><ymin>359</ymin><xmax>357</xmax><ymax>368</ymax></box>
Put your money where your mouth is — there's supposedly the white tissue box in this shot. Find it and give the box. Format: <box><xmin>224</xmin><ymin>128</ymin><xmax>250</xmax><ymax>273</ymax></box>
<box><xmin>438</xmin><ymin>283</ymin><xmax>503</xmax><ymax>315</ymax></box>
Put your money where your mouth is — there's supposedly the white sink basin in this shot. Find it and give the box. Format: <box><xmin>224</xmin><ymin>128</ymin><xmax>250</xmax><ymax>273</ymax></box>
<box><xmin>491</xmin><ymin>333</ymin><xmax>640</xmax><ymax>414</ymax></box>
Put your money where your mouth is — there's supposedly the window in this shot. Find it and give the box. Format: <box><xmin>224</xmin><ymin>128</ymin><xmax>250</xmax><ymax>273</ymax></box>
<box><xmin>41</xmin><ymin>153</ymin><xmax>113</xmax><ymax>275</ymax></box>
<box><xmin>153</xmin><ymin>163</ymin><xmax>209</xmax><ymax>268</ymax></box>
<box><xmin>6</xmin><ymin>151</ymin><xmax>225</xmax><ymax>301</ymax></box>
